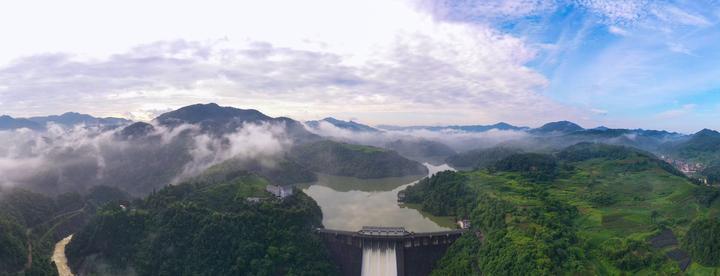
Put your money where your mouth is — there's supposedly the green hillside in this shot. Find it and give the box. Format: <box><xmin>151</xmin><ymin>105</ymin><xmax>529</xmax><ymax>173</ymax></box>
<box><xmin>290</xmin><ymin>140</ymin><xmax>428</xmax><ymax>178</ymax></box>
<box><xmin>65</xmin><ymin>170</ymin><xmax>337</xmax><ymax>275</ymax></box>
<box><xmin>0</xmin><ymin>186</ymin><xmax>130</xmax><ymax>275</ymax></box>
<box><xmin>402</xmin><ymin>143</ymin><xmax>720</xmax><ymax>275</ymax></box>
<box><xmin>665</xmin><ymin>129</ymin><xmax>720</xmax><ymax>165</ymax></box>
<box><xmin>445</xmin><ymin>147</ymin><xmax>522</xmax><ymax>170</ymax></box>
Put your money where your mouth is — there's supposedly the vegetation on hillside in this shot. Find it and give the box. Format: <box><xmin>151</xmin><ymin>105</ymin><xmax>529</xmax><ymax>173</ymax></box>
<box><xmin>402</xmin><ymin>171</ymin><xmax>474</xmax><ymax>216</ymax></box>
<box><xmin>683</xmin><ymin>218</ymin><xmax>720</xmax><ymax>266</ymax></box>
<box><xmin>665</xmin><ymin>129</ymin><xmax>720</xmax><ymax>165</ymax></box>
<box><xmin>490</xmin><ymin>153</ymin><xmax>559</xmax><ymax>181</ymax></box>
<box><xmin>445</xmin><ymin>147</ymin><xmax>521</xmax><ymax>170</ymax></box>
<box><xmin>290</xmin><ymin>140</ymin><xmax>427</xmax><ymax>178</ymax></box>
<box><xmin>401</xmin><ymin>142</ymin><xmax>720</xmax><ymax>275</ymax></box>
<box><xmin>702</xmin><ymin>165</ymin><xmax>720</xmax><ymax>184</ymax></box>
<box><xmin>66</xmin><ymin>171</ymin><xmax>337</xmax><ymax>275</ymax></box>
<box><xmin>0</xmin><ymin>186</ymin><xmax>130</xmax><ymax>275</ymax></box>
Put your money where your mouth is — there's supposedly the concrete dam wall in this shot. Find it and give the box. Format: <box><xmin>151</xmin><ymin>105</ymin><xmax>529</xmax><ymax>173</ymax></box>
<box><xmin>317</xmin><ymin>226</ymin><xmax>465</xmax><ymax>276</ymax></box>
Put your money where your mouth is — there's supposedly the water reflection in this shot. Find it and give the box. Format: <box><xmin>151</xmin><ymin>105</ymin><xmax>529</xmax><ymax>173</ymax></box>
<box><xmin>302</xmin><ymin>163</ymin><xmax>456</xmax><ymax>232</ymax></box>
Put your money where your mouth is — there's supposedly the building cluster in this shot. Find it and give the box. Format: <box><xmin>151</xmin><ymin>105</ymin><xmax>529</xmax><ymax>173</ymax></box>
<box><xmin>659</xmin><ymin>155</ymin><xmax>705</xmax><ymax>174</ymax></box>
<box><xmin>244</xmin><ymin>185</ymin><xmax>295</xmax><ymax>204</ymax></box>
<box><xmin>266</xmin><ymin>184</ymin><xmax>294</xmax><ymax>199</ymax></box>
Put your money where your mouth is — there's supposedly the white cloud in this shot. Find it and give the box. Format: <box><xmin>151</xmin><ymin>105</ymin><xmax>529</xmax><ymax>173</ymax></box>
<box><xmin>304</xmin><ymin>120</ymin><xmax>530</xmax><ymax>151</ymax></box>
<box><xmin>590</xmin><ymin>108</ymin><xmax>608</xmax><ymax>115</ymax></box>
<box><xmin>608</xmin><ymin>25</ymin><xmax>630</xmax><ymax>36</ymax></box>
<box><xmin>667</xmin><ymin>42</ymin><xmax>694</xmax><ymax>55</ymax></box>
<box><xmin>653</xmin><ymin>5</ymin><xmax>712</xmax><ymax>27</ymax></box>
<box><xmin>415</xmin><ymin>0</ymin><xmax>556</xmax><ymax>21</ymax></box>
<box><xmin>576</xmin><ymin>0</ymin><xmax>652</xmax><ymax>24</ymax></box>
<box><xmin>0</xmin><ymin>121</ymin><xmax>292</xmax><ymax>194</ymax></box>
<box><xmin>0</xmin><ymin>0</ymin><xmax>573</xmax><ymax>126</ymax></box>
<box><xmin>656</xmin><ymin>104</ymin><xmax>696</xmax><ymax>119</ymax></box>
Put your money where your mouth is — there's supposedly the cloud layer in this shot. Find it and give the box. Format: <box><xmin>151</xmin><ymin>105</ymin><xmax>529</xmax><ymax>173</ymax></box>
<box><xmin>0</xmin><ymin>122</ymin><xmax>290</xmax><ymax>196</ymax></box>
<box><xmin>1</xmin><ymin>0</ymin><xmax>719</xmax><ymax>132</ymax></box>
<box><xmin>0</xmin><ymin>0</ymin><xmax>578</xmax><ymax>128</ymax></box>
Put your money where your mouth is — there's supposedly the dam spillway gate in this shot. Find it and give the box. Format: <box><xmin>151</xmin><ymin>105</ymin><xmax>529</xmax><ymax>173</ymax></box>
<box><xmin>316</xmin><ymin>226</ymin><xmax>465</xmax><ymax>276</ymax></box>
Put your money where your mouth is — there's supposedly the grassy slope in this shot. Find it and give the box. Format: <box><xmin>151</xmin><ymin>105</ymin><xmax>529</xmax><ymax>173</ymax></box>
<box><xmin>446</xmin><ymin>154</ymin><xmax>717</xmax><ymax>274</ymax></box>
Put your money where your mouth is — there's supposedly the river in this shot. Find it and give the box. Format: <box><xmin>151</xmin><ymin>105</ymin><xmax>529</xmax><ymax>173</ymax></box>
<box><xmin>301</xmin><ymin>163</ymin><xmax>456</xmax><ymax>232</ymax></box>
<box><xmin>52</xmin><ymin>235</ymin><xmax>74</xmax><ymax>276</ymax></box>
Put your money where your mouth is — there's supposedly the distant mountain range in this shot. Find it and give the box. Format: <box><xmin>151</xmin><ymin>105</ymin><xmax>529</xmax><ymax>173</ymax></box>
<box><xmin>0</xmin><ymin>115</ymin><xmax>44</xmax><ymax>130</ymax></box>
<box><xmin>312</xmin><ymin>117</ymin><xmax>696</xmax><ymax>141</ymax></box>
<box><xmin>0</xmin><ymin>112</ymin><xmax>130</xmax><ymax>130</ymax></box>
<box><xmin>377</xmin><ymin>122</ymin><xmax>529</xmax><ymax>132</ymax></box>
<box><xmin>4</xmin><ymin>105</ymin><xmax>720</xmax><ymax>168</ymax></box>
<box><xmin>306</xmin><ymin>117</ymin><xmax>720</xmax><ymax>166</ymax></box>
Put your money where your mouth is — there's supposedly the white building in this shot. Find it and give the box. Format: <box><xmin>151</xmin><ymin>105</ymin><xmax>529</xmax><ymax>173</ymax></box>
<box><xmin>266</xmin><ymin>185</ymin><xmax>294</xmax><ymax>199</ymax></box>
<box><xmin>458</xmin><ymin>219</ymin><xmax>471</xmax><ymax>230</ymax></box>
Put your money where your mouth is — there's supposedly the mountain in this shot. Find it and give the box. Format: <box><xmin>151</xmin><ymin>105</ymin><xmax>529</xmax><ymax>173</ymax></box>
<box><xmin>0</xmin><ymin>112</ymin><xmax>129</xmax><ymax>131</ymax></box>
<box><xmin>0</xmin><ymin>115</ymin><xmax>43</xmax><ymax>130</ymax></box>
<box><xmin>289</xmin><ymin>140</ymin><xmax>428</xmax><ymax>178</ymax></box>
<box><xmin>305</xmin><ymin>117</ymin><xmax>380</xmax><ymax>132</ymax></box>
<box><xmin>155</xmin><ymin>103</ymin><xmax>271</xmax><ymax>125</ymax></box>
<box><xmin>377</xmin><ymin>122</ymin><xmax>528</xmax><ymax>132</ymax></box>
<box><xmin>663</xmin><ymin>128</ymin><xmax>720</xmax><ymax>164</ymax></box>
<box><xmin>28</xmin><ymin>112</ymin><xmax>130</xmax><ymax>127</ymax></box>
<box><xmin>531</xmin><ymin>120</ymin><xmax>584</xmax><ymax>134</ymax></box>
<box><xmin>118</xmin><ymin>122</ymin><xmax>156</xmax><ymax>139</ymax></box>
<box><xmin>560</xmin><ymin>128</ymin><xmax>684</xmax><ymax>152</ymax></box>
<box><xmin>682</xmin><ymin>129</ymin><xmax>720</xmax><ymax>152</ymax></box>
<box><xmin>153</xmin><ymin>103</ymin><xmax>318</xmax><ymax>142</ymax></box>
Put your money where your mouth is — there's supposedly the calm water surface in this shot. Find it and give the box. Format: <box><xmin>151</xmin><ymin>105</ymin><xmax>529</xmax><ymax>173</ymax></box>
<box><xmin>301</xmin><ymin>163</ymin><xmax>456</xmax><ymax>232</ymax></box>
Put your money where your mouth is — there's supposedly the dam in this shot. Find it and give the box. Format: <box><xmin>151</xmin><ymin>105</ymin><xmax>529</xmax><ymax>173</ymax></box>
<box><xmin>317</xmin><ymin>226</ymin><xmax>465</xmax><ymax>276</ymax></box>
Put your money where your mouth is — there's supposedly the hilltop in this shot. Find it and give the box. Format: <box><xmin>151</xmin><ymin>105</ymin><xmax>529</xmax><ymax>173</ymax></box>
<box><xmin>66</xmin><ymin>170</ymin><xmax>336</xmax><ymax>275</ymax></box>
<box><xmin>290</xmin><ymin>140</ymin><xmax>428</xmax><ymax>178</ymax></box>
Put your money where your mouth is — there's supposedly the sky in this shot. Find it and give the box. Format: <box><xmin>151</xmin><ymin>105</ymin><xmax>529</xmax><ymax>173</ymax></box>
<box><xmin>0</xmin><ymin>0</ymin><xmax>719</xmax><ymax>133</ymax></box>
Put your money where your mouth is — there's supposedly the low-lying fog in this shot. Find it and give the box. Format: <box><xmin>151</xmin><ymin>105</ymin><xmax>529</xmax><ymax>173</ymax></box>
<box><xmin>0</xmin><ymin>122</ymin><xmax>292</xmax><ymax>196</ymax></box>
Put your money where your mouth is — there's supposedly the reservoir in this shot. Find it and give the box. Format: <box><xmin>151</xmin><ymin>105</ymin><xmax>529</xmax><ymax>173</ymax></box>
<box><xmin>302</xmin><ymin>163</ymin><xmax>455</xmax><ymax>232</ymax></box>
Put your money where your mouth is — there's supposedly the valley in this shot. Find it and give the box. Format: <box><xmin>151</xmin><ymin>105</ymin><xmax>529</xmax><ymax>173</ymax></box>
<box><xmin>1</xmin><ymin>104</ymin><xmax>720</xmax><ymax>275</ymax></box>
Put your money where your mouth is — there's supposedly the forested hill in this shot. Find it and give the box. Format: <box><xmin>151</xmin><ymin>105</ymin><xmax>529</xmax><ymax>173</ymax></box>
<box><xmin>445</xmin><ymin>146</ymin><xmax>522</xmax><ymax>170</ymax></box>
<box><xmin>65</xmin><ymin>169</ymin><xmax>337</xmax><ymax>275</ymax></box>
<box><xmin>664</xmin><ymin>128</ymin><xmax>720</xmax><ymax>165</ymax></box>
<box><xmin>0</xmin><ymin>186</ymin><xmax>131</xmax><ymax>275</ymax></box>
<box><xmin>402</xmin><ymin>142</ymin><xmax>720</xmax><ymax>275</ymax></box>
<box><xmin>290</xmin><ymin>140</ymin><xmax>428</xmax><ymax>178</ymax></box>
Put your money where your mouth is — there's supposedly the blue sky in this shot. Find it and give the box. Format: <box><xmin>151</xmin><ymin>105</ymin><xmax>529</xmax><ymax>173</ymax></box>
<box><xmin>0</xmin><ymin>0</ymin><xmax>719</xmax><ymax>132</ymax></box>
<box><xmin>472</xmin><ymin>0</ymin><xmax>720</xmax><ymax>132</ymax></box>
